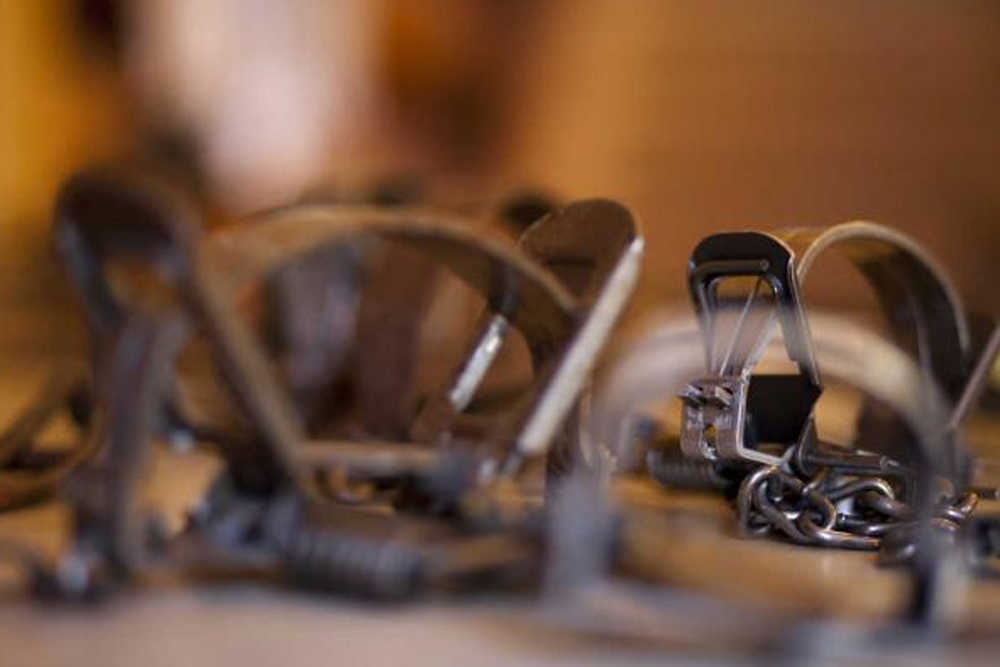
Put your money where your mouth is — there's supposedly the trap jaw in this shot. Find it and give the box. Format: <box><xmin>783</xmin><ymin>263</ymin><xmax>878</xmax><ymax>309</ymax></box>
<box><xmin>680</xmin><ymin>220</ymin><xmax>974</xmax><ymax>485</ymax></box>
<box><xmin>680</xmin><ymin>232</ymin><xmax>822</xmax><ymax>468</ymax></box>
<box><xmin>43</xmin><ymin>164</ymin><xmax>644</xmax><ymax>598</ymax></box>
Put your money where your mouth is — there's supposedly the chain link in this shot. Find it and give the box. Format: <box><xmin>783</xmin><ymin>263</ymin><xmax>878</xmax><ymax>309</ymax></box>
<box><xmin>737</xmin><ymin>464</ymin><xmax>978</xmax><ymax>554</ymax></box>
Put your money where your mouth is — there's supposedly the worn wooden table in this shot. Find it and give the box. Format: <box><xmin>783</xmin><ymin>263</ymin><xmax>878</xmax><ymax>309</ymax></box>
<box><xmin>1</xmin><ymin>361</ymin><xmax>1000</xmax><ymax>665</ymax></box>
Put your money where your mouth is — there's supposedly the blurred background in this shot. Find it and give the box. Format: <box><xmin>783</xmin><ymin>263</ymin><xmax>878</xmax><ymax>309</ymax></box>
<box><xmin>3</xmin><ymin>0</ymin><xmax>999</xmax><ymax>361</ymax></box>
<box><xmin>2</xmin><ymin>5</ymin><xmax>1000</xmax><ymax>660</ymax></box>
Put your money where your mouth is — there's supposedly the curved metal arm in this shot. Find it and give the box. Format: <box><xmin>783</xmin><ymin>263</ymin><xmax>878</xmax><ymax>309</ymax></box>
<box><xmin>52</xmin><ymin>167</ymin><xmax>199</xmax><ymax>336</ymax></box>
<box><xmin>53</xmin><ymin>167</ymin><xmax>310</xmax><ymax>495</ymax></box>
<box><xmin>682</xmin><ymin>221</ymin><xmax>971</xmax><ymax>467</ymax></box>
<box><xmin>590</xmin><ymin>311</ymin><xmax>961</xmax><ymax>627</ymax></box>
<box><xmin>205</xmin><ymin>205</ymin><xmax>580</xmax><ymax>348</ymax></box>
<box><xmin>207</xmin><ymin>200</ymin><xmax>642</xmax><ymax>466</ymax></box>
<box><xmin>778</xmin><ymin>221</ymin><xmax>971</xmax><ymax>400</ymax></box>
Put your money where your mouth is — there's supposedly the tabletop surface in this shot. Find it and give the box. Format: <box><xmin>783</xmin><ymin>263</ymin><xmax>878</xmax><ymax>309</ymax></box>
<box><xmin>1</xmin><ymin>362</ymin><xmax>1000</xmax><ymax>665</ymax></box>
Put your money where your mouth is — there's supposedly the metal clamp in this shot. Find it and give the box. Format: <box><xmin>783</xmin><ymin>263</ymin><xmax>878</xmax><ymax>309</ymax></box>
<box><xmin>43</xmin><ymin>166</ymin><xmax>640</xmax><ymax>598</ymax></box>
<box><xmin>206</xmin><ymin>198</ymin><xmax>642</xmax><ymax>474</ymax></box>
<box><xmin>681</xmin><ymin>222</ymin><xmax>971</xmax><ymax>469</ymax></box>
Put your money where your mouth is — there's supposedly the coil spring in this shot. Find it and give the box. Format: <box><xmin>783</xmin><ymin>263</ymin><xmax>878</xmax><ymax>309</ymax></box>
<box><xmin>281</xmin><ymin>527</ymin><xmax>425</xmax><ymax>599</ymax></box>
<box><xmin>646</xmin><ymin>449</ymin><xmax>730</xmax><ymax>492</ymax></box>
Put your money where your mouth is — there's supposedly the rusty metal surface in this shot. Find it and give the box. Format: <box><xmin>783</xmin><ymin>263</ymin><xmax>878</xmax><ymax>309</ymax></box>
<box><xmin>13</xmin><ymin>166</ymin><xmax>642</xmax><ymax>611</ymax></box>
